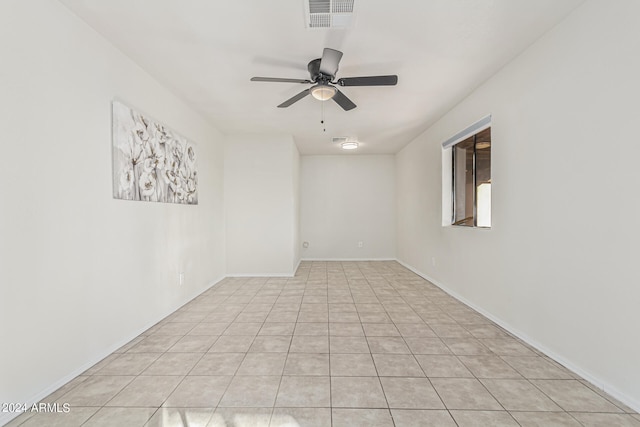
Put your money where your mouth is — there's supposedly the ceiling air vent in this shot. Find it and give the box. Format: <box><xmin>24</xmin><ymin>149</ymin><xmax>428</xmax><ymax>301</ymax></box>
<box><xmin>310</xmin><ymin>13</ymin><xmax>331</xmax><ymax>28</ymax></box>
<box><xmin>309</xmin><ymin>0</ymin><xmax>330</xmax><ymax>13</ymax></box>
<box><xmin>332</xmin><ymin>0</ymin><xmax>354</xmax><ymax>13</ymax></box>
<box><xmin>332</xmin><ymin>137</ymin><xmax>348</xmax><ymax>144</ymax></box>
<box><xmin>305</xmin><ymin>0</ymin><xmax>355</xmax><ymax>29</ymax></box>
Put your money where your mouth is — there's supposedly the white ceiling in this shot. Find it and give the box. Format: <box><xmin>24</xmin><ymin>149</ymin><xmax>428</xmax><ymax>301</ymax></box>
<box><xmin>59</xmin><ymin>0</ymin><xmax>583</xmax><ymax>154</ymax></box>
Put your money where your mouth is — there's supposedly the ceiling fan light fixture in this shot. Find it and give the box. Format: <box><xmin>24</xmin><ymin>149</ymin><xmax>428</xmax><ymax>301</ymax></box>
<box><xmin>341</xmin><ymin>141</ymin><xmax>359</xmax><ymax>150</ymax></box>
<box><xmin>311</xmin><ymin>84</ymin><xmax>337</xmax><ymax>101</ymax></box>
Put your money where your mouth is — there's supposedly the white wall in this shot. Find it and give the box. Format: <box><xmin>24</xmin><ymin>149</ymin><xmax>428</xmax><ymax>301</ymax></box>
<box><xmin>292</xmin><ymin>144</ymin><xmax>301</xmax><ymax>271</ymax></box>
<box><xmin>0</xmin><ymin>1</ymin><xmax>226</xmax><ymax>423</ymax></box>
<box><xmin>396</xmin><ymin>0</ymin><xmax>640</xmax><ymax>410</ymax></box>
<box><xmin>301</xmin><ymin>155</ymin><xmax>396</xmax><ymax>260</ymax></box>
<box><xmin>224</xmin><ymin>134</ymin><xmax>300</xmax><ymax>276</ymax></box>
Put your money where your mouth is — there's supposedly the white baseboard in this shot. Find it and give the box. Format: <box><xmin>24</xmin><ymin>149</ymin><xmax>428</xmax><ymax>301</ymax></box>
<box><xmin>301</xmin><ymin>258</ymin><xmax>396</xmax><ymax>262</ymax></box>
<box><xmin>0</xmin><ymin>276</ymin><xmax>226</xmax><ymax>427</ymax></box>
<box><xmin>225</xmin><ymin>272</ymin><xmax>296</xmax><ymax>278</ymax></box>
<box><xmin>396</xmin><ymin>259</ymin><xmax>640</xmax><ymax>413</ymax></box>
<box><xmin>209</xmin><ymin>275</ymin><xmax>226</xmax><ymax>288</ymax></box>
<box><xmin>224</xmin><ymin>259</ymin><xmax>396</xmax><ymax>278</ymax></box>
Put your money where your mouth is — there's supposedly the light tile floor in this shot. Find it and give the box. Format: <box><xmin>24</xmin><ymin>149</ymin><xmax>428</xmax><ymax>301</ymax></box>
<box><xmin>6</xmin><ymin>261</ymin><xmax>639</xmax><ymax>427</ymax></box>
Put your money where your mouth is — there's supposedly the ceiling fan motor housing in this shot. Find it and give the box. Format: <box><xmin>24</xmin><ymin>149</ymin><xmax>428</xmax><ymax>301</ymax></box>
<box><xmin>308</xmin><ymin>58</ymin><xmax>332</xmax><ymax>82</ymax></box>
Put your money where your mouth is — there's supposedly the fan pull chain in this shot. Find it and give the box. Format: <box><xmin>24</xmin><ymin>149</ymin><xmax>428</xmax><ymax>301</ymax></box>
<box><xmin>321</xmin><ymin>100</ymin><xmax>326</xmax><ymax>132</ymax></box>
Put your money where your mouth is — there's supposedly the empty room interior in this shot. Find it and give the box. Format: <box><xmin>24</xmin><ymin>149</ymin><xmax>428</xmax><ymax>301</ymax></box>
<box><xmin>2</xmin><ymin>0</ymin><xmax>640</xmax><ymax>426</ymax></box>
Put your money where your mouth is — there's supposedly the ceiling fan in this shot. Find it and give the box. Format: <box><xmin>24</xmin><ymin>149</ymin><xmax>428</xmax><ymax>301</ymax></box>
<box><xmin>250</xmin><ymin>48</ymin><xmax>398</xmax><ymax>111</ymax></box>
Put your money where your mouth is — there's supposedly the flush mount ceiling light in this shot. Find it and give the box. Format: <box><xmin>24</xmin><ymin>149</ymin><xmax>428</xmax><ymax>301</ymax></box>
<box><xmin>341</xmin><ymin>141</ymin><xmax>358</xmax><ymax>150</ymax></box>
<box><xmin>310</xmin><ymin>83</ymin><xmax>337</xmax><ymax>101</ymax></box>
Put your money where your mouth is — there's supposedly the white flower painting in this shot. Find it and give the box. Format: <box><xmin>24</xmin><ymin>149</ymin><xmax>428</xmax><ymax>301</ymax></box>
<box><xmin>112</xmin><ymin>101</ymin><xmax>198</xmax><ymax>204</ymax></box>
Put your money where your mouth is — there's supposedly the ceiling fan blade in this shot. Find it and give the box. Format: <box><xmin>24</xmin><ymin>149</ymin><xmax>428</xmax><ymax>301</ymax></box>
<box><xmin>319</xmin><ymin>48</ymin><xmax>343</xmax><ymax>77</ymax></box>
<box><xmin>251</xmin><ymin>77</ymin><xmax>312</xmax><ymax>84</ymax></box>
<box><xmin>332</xmin><ymin>89</ymin><xmax>356</xmax><ymax>111</ymax></box>
<box><xmin>337</xmin><ymin>75</ymin><xmax>398</xmax><ymax>86</ymax></box>
<box><xmin>277</xmin><ymin>89</ymin><xmax>311</xmax><ymax>108</ymax></box>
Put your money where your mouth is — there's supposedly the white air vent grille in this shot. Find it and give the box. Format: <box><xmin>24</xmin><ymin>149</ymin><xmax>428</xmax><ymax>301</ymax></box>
<box><xmin>310</xmin><ymin>13</ymin><xmax>331</xmax><ymax>28</ymax></box>
<box><xmin>332</xmin><ymin>137</ymin><xmax>348</xmax><ymax>144</ymax></box>
<box><xmin>332</xmin><ymin>0</ymin><xmax>354</xmax><ymax>13</ymax></box>
<box><xmin>309</xmin><ymin>0</ymin><xmax>330</xmax><ymax>13</ymax></box>
<box><xmin>305</xmin><ymin>0</ymin><xmax>355</xmax><ymax>29</ymax></box>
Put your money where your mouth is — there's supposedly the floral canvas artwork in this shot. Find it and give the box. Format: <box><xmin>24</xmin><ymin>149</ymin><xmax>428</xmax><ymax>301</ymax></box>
<box><xmin>112</xmin><ymin>101</ymin><xmax>197</xmax><ymax>204</ymax></box>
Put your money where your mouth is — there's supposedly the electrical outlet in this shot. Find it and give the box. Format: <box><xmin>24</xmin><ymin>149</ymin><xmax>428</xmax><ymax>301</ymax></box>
<box><xmin>303</xmin><ymin>241</ymin><xmax>309</xmax><ymax>248</ymax></box>
<box><xmin>431</xmin><ymin>257</ymin><xmax>436</xmax><ymax>266</ymax></box>
<box><xmin>358</xmin><ymin>241</ymin><xmax>363</xmax><ymax>248</ymax></box>
<box><xmin>179</xmin><ymin>272</ymin><xmax>185</xmax><ymax>286</ymax></box>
